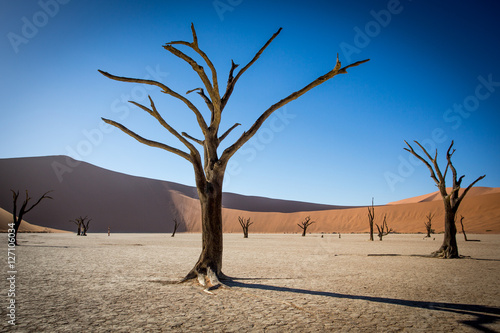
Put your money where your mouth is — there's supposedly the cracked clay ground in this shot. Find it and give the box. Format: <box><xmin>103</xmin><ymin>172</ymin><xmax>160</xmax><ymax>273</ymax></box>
<box><xmin>1</xmin><ymin>233</ymin><xmax>499</xmax><ymax>332</ymax></box>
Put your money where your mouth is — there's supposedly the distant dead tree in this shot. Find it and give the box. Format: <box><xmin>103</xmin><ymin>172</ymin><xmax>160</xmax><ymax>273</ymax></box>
<box><xmin>367</xmin><ymin>198</ymin><xmax>375</xmax><ymax>241</ymax></box>
<box><xmin>70</xmin><ymin>216</ymin><xmax>92</xmax><ymax>236</ymax></box>
<box><xmin>10</xmin><ymin>190</ymin><xmax>52</xmax><ymax>245</ymax></box>
<box><xmin>99</xmin><ymin>24</ymin><xmax>368</xmax><ymax>287</ymax></box>
<box><xmin>171</xmin><ymin>218</ymin><xmax>180</xmax><ymax>237</ymax></box>
<box><xmin>69</xmin><ymin>218</ymin><xmax>82</xmax><ymax>235</ymax></box>
<box><xmin>457</xmin><ymin>215</ymin><xmax>480</xmax><ymax>242</ymax></box>
<box><xmin>458</xmin><ymin>215</ymin><xmax>468</xmax><ymax>241</ymax></box>
<box><xmin>238</xmin><ymin>216</ymin><xmax>253</xmax><ymax>238</ymax></box>
<box><xmin>298</xmin><ymin>216</ymin><xmax>315</xmax><ymax>237</ymax></box>
<box><xmin>375</xmin><ymin>214</ymin><xmax>393</xmax><ymax>241</ymax></box>
<box><xmin>424</xmin><ymin>213</ymin><xmax>435</xmax><ymax>238</ymax></box>
<box><xmin>404</xmin><ymin>140</ymin><xmax>485</xmax><ymax>258</ymax></box>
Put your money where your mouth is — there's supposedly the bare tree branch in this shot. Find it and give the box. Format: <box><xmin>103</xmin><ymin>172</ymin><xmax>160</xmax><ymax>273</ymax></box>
<box><xmin>404</xmin><ymin>140</ymin><xmax>441</xmax><ymax>187</ymax></box>
<box><xmin>221</xmin><ymin>28</ymin><xmax>282</xmax><ymax>112</ymax></box>
<box><xmin>186</xmin><ymin>87</ymin><xmax>214</xmax><ymax>114</ymax></box>
<box><xmin>162</xmin><ymin>44</ymin><xmax>219</xmax><ymax>112</ymax></box>
<box><xmin>456</xmin><ymin>174</ymin><xmax>486</xmax><ymax>207</ymax></box>
<box><xmin>182</xmin><ymin>132</ymin><xmax>204</xmax><ymax>145</ymax></box>
<box><xmin>24</xmin><ymin>190</ymin><xmax>53</xmax><ymax>214</ymax></box>
<box><xmin>221</xmin><ymin>57</ymin><xmax>370</xmax><ymax>163</ymax></box>
<box><xmin>98</xmin><ymin>70</ymin><xmax>208</xmax><ymax>134</ymax></box>
<box><xmin>219</xmin><ymin>123</ymin><xmax>241</xmax><ymax>144</ymax></box>
<box><xmin>127</xmin><ymin>97</ymin><xmax>200</xmax><ymax>158</ymax></box>
<box><xmin>101</xmin><ymin>117</ymin><xmax>192</xmax><ymax>162</ymax></box>
<box><xmin>168</xmin><ymin>23</ymin><xmax>220</xmax><ymax>104</ymax></box>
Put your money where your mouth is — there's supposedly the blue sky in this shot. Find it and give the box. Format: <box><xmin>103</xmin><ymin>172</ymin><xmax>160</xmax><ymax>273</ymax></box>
<box><xmin>1</xmin><ymin>0</ymin><xmax>499</xmax><ymax>206</ymax></box>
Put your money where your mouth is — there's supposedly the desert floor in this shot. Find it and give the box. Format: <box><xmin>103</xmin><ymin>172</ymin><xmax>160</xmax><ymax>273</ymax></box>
<box><xmin>1</xmin><ymin>233</ymin><xmax>499</xmax><ymax>332</ymax></box>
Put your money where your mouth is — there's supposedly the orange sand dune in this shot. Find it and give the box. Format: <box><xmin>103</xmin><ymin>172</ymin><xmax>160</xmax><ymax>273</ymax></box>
<box><xmin>0</xmin><ymin>207</ymin><xmax>70</xmax><ymax>233</ymax></box>
<box><xmin>388</xmin><ymin>187</ymin><xmax>500</xmax><ymax>205</ymax></box>
<box><xmin>173</xmin><ymin>191</ymin><xmax>500</xmax><ymax>234</ymax></box>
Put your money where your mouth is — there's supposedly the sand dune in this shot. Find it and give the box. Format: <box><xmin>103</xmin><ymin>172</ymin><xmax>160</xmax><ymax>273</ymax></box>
<box><xmin>0</xmin><ymin>207</ymin><xmax>69</xmax><ymax>233</ymax></box>
<box><xmin>387</xmin><ymin>187</ymin><xmax>500</xmax><ymax>205</ymax></box>
<box><xmin>173</xmin><ymin>190</ymin><xmax>500</xmax><ymax>234</ymax></box>
<box><xmin>0</xmin><ymin>156</ymin><xmax>498</xmax><ymax>234</ymax></box>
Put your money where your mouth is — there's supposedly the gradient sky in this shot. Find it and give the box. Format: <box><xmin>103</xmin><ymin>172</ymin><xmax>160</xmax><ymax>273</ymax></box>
<box><xmin>1</xmin><ymin>0</ymin><xmax>499</xmax><ymax>206</ymax></box>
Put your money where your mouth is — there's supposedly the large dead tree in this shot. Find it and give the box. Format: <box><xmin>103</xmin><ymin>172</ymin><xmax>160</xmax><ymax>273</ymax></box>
<box><xmin>99</xmin><ymin>24</ymin><xmax>368</xmax><ymax>287</ymax></box>
<box><xmin>10</xmin><ymin>190</ymin><xmax>52</xmax><ymax>245</ymax></box>
<box><xmin>424</xmin><ymin>212</ymin><xmax>435</xmax><ymax>238</ymax></box>
<box><xmin>404</xmin><ymin>140</ymin><xmax>485</xmax><ymax>258</ymax></box>
<box><xmin>298</xmin><ymin>216</ymin><xmax>315</xmax><ymax>237</ymax></box>
<box><xmin>238</xmin><ymin>216</ymin><xmax>253</xmax><ymax>238</ymax></box>
<box><xmin>367</xmin><ymin>198</ymin><xmax>375</xmax><ymax>241</ymax></box>
<box><xmin>375</xmin><ymin>214</ymin><xmax>392</xmax><ymax>241</ymax></box>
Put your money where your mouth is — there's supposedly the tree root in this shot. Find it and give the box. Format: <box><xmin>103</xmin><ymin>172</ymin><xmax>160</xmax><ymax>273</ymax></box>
<box><xmin>179</xmin><ymin>267</ymin><xmax>231</xmax><ymax>294</ymax></box>
<box><xmin>431</xmin><ymin>247</ymin><xmax>459</xmax><ymax>259</ymax></box>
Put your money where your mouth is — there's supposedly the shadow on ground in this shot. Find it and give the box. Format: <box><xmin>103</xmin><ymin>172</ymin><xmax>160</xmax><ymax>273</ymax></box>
<box><xmin>226</xmin><ymin>279</ymin><xmax>500</xmax><ymax>333</ymax></box>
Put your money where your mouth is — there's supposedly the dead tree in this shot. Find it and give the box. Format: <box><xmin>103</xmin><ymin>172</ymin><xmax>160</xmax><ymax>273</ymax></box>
<box><xmin>424</xmin><ymin>213</ymin><xmax>435</xmax><ymax>238</ymax></box>
<box><xmin>10</xmin><ymin>190</ymin><xmax>52</xmax><ymax>245</ymax></box>
<box><xmin>70</xmin><ymin>216</ymin><xmax>92</xmax><ymax>236</ymax></box>
<box><xmin>375</xmin><ymin>214</ymin><xmax>393</xmax><ymax>241</ymax></box>
<box><xmin>298</xmin><ymin>216</ymin><xmax>315</xmax><ymax>237</ymax></box>
<box><xmin>171</xmin><ymin>218</ymin><xmax>180</xmax><ymax>237</ymax></box>
<box><xmin>81</xmin><ymin>217</ymin><xmax>91</xmax><ymax>236</ymax></box>
<box><xmin>404</xmin><ymin>140</ymin><xmax>485</xmax><ymax>258</ymax></box>
<box><xmin>238</xmin><ymin>216</ymin><xmax>253</xmax><ymax>238</ymax></box>
<box><xmin>99</xmin><ymin>24</ymin><xmax>368</xmax><ymax>287</ymax></box>
<box><xmin>367</xmin><ymin>198</ymin><xmax>375</xmax><ymax>241</ymax></box>
<box><xmin>458</xmin><ymin>215</ymin><xmax>468</xmax><ymax>241</ymax></box>
<box><xmin>69</xmin><ymin>218</ymin><xmax>82</xmax><ymax>235</ymax></box>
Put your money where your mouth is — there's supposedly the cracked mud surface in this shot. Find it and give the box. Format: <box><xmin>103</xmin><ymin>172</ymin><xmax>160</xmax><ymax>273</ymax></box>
<box><xmin>2</xmin><ymin>233</ymin><xmax>499</xmax><ymax>332</ymax></box>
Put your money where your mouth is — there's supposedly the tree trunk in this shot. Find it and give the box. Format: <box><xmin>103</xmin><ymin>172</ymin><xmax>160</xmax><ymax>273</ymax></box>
<box><xmin>13</xmin><ymin>219</ymin><xmax>21</xmax><ymax>246</ymax></box>
<box><xmin>433</xmin><ymin>209</ymin><xmax>458</xmax><ymax>258</ymax></box>
<box><xmin>243</xmin><ymin>228</ymin><xmax>248</xmax><ymax>238</ymax></box>
<box><xmin>183</xmin><ymin>174</ymin><xmax>225</xmax><ymax>285</ymax></box>
<box><xmin>171</xmin><ymin>219</ymin><xmax>179</xmax><ymax>237</ymax></box>
<box><xmin>301</xmin><ymin>228</ymin><xmax>306</xmax><ymax>237</ymax></box>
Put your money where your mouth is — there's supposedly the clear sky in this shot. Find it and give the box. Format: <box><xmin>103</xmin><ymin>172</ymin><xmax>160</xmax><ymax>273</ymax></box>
<box><xmin>1</xmin><ymin>0</ymin><xmax>499</xmax><ymax>206</ymax></box>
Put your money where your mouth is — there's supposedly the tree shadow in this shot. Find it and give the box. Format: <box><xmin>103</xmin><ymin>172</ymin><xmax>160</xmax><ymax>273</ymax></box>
<box><xmin>226</xmin><ymin>280</ymin><xmax>500</xmax><ymax>332</ymax></box>
<box><xmin>21</xmin><ymin>244</ymin><xmax>70</xmax><ymax>248</ymax></box>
